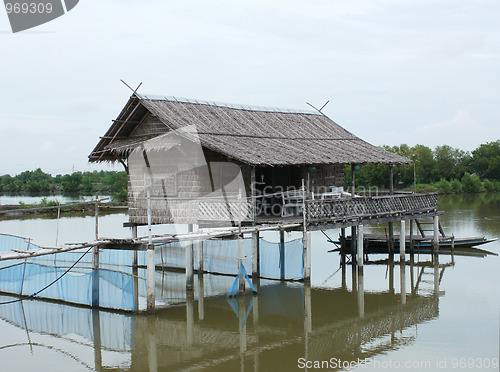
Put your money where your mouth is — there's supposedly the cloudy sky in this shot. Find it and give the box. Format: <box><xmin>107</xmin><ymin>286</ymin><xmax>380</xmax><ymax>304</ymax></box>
<box><xmin>1</xmin><ymin>0</ymin><xmax>499</xmax><ymax>175</ymax></box>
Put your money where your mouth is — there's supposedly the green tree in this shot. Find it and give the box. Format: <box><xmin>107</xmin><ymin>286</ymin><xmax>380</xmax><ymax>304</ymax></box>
<box><xmin>471</xmin><ymin>140</ymin><xmax>500</xmax><ymax>180</ymax></box>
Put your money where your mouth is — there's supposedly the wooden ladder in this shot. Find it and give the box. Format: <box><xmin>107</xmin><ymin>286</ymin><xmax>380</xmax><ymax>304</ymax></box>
<box><xmin>414</xmin><ymin>219</ymin><xmax>446</xmax><ymax>238</ymax></box>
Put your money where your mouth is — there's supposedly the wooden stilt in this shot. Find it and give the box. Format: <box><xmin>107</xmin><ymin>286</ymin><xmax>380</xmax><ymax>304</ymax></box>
<box><xmin>304</xmin><ymin>282</ymin><xmax>312</xmax><ymax>333</ymax></box>
<box><xmin>388</xmin><ymin>222</ymin><xmax>394</xmax><ymax>260</ymax></box>
<box><xmin>340</xmin><ymin>227</ymin><xmax>346</xmax><ymax>266</ymax></box>
<box><xmin>400</xmin><ymin>218</ymin><xmax>406</xmax><ymax>262</ymax></box>
<box><xmin>357</xmin><ymin>269</ymin><xmax>364</xmax><ymax>318</ymax></box>
<box><xmin>131</xmin><ymin>225</ymin><xmax>138</xmax><ymax>267</ymax></box>
<box><xmin>197</xmin><ymin>239</ymin><xmax>203</xmax><ymax>273</ymax></box>
<box><xmin>238</xmin><ymin>234</ymin><xmax>245</xmax><ymax>294</ymax></box>
<box><xmin>198</xmin><ymin>273</ymin><xmax>204</xmax><ymax>320</ymax></box>
<box><xmin>279</xmin><ymin>230</ymin><xmax>285</xmax><ymax>280</ymax></box>
<box><xmin>252</xmin><ymin>231</ymin><xmax>260</xmax><ymax>277</ymax></box>
<box><xmin>433</xmin><ymin>215</ymin><xmax>440</xmax><ymax>254</ymax></box>
<box><xmin>400</xmin><ymin>261</ymin><xmax>406</xmax><ymax>305</ymax></box>
<box><xmin>186</xmin><ymin>224</ymin><xmax>194</xmax><ymax>290</ymax></box>
<box><xmin>92</xmin><ymin>309</ymin><xmax>102</xmax><ymax>371</ymax></box>
<box><xmin>303</xmin><ymin>231</ymin><xmax>311</xmax><ymax>282</ymax></box>
<box><xmin>146</xmin><ymin>243</ymin><xmax>155</xmax><ymax>313</ymax></box>
<box><xmin>409</xmin><ymin>219</ymin><xmax>414</xmax><ymax>257</ymax></box>
<box><xmin>351</xmin><ymin>226</ymin><xmax>357</xmax><ymax>265</ymax></box>
<box><xmin>357</xmin><ymin>224</ymin><xmax>363</xmax><ymax>270</ymax></box>
<box><xmin>186</xmin><ymin>290</ymin><xmax>195</xmax><ymax>346</ymax></box>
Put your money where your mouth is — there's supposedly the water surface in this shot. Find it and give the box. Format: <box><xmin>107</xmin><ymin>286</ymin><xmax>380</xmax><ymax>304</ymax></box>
<box><xmin>0</xmin><ymin>194</ymin><xmax>498</xmax><ymax>371</ymax></box>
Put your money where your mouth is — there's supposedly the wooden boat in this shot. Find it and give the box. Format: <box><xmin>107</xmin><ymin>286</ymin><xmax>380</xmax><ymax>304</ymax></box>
<box><xmin>330</xmin><ymin>233</ymin><xmax>498</xmax><ymax>255</ymax></box>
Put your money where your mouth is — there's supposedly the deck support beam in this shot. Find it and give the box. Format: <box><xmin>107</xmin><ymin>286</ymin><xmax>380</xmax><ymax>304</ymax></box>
<box><xmin>252</xmin><ymin>231</ymin><xmax>260</xmax><ymax>277</ymax></box>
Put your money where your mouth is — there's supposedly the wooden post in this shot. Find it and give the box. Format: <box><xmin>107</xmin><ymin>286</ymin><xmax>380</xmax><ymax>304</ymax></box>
<box><xmin>198</xmin><ymin>273</ymin><xmax>204</xmax><ymax>320</ymax></box>
<box><xmin>340</xmin><ymin>227</ymin><xmax>346</xmax><ymax>266</ymax></box>
<box><xmin>434</xmin><ymin>255</ymin><xmax>439</xmax><ymax>296</ymax></box>
<box><xmin>357</xmin><ymin>224</ymin><xmax>363</xmax><ymax>270</ymax></box>
<box><xmin>131</xmin><ymin>225</ymin><xmax>138</xmax><ymax>267</ymax></box>
<box><xmin>433</xmin><ymin>215</ymin><xmax>439</xmax><ymax>254</ymax></box>
<box><xmin>186</xmin><ymin>289</ymin><xmax>195</xmax><ymax>346</ymax></box>
<box><xmin>186</xmin><ymin>224</ymin><xmax>194</xmax><ymax>290</ymax></box>
<box><xmin>302</xmin><ymin>179</ymin><xmax>311</xmax><ymax>282</ymax></box>
<box><xmin>197</xmin><ymin>239</ymin><xmax>204</xmax><ymax>273</ymax></box>
<box><xmin>91</xmin><ymin>193</ymin><xmax>100</xmax><ymax>308</ymax></box>
<box><xmin>95</xmin><ymin>192</ymin><xmax>99</xmax><ymax>241</ymax></box>
<box><xmin>409</xmin><ymin>219</ymin><xmax>414</xmax><ymax>257</ymax></box>
<box><xmin>389</xmin><ymin>260</ymin><xmax>394</xmax><ymax>294</ymax></box>
<box><xmin>451</xmin><ymin>236</ymin><xmax>455</xmax><ymax>265</ymax></box>
<box><xmin>146</xmin><ymin>243</ymin><xmax>155</xmax><ymax>313</ymax></box>
<box><xmin>357</xmin><ymin>269</ymin><xmax>364</xmax><ymax>318</ymax></box>
<box><xmin>400</xmin><ymin>219</ymin><xmax>406</xmax><ymax>262</ymax></box>
<box><xmin>400</xmin><ymin>260</ymin><xmax>407</xmax><ymax>305</ymax></box>
<box><xmin>238</xmin><ymin>234</ymin><xmax>245</xmax><ymax>294</ymax></box>
<box><xmin>351</xmin><ymin>226</ymin><xmax>357</xmax><ymax>265</ymax></box>
<box><xmin>146</xmin><ymin>190</ymin><xmax>155</xmax><ymax>313</ymax></box>
<box><xmin>304</xmin><ymin>282</ymin><xmax>312</xmax><ymax>333</ymax></box>
<box><xmin>279</xmin><ymin>230</ymin><xmax>285</xmax><ymax>280</ymax></box>
<box><xmin>92</xmin><ymin>309</ymin><xmax>102</xmax><ymax>371</ymax></box>
<box><xmin>388</xmin><ymin>222</ymin><xmax>394</xmax><ymax>259</ymax></box>
<box><xmin>252</xmin><ymin>231</ymin><xmax>260</xmax><ymax>277</ymax></box>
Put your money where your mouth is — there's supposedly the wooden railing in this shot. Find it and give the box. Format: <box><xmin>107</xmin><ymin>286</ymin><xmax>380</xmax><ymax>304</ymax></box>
<box><xmin>305</xmin><ymin>193</ymin><xmax>438</xmax><ymax>223</ymax></box>
<box><xmin>197</xmin><ymin>193</ymin><xmax>438</xmax><ymax>224</ymax></box>
<box><xmin>198</xmin><ymin>198</ymin><xmax>254</xmax><ymax>222</ymax></box>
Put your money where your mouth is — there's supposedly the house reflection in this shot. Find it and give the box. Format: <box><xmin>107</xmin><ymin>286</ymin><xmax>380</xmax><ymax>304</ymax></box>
<box><xmin>0</xmin><ymin>255</ymin><xmax>452</xmax><ymax>372</ymax></box>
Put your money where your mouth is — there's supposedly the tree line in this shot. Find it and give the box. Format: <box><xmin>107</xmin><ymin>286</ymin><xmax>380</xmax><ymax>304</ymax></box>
<box><xmin>0</xmin><ymin>169</ymin><xmax>128</xmax><ymax>201</ymax></box>
<box><xmin>1</xmin><ymin>140</ymin><xmax>498</xmax><ymax>201</ymax></box>
<box><xmin>349</xmin><ymin>140</ymin><xmax>500</xmax><ymax>193</ymax></box>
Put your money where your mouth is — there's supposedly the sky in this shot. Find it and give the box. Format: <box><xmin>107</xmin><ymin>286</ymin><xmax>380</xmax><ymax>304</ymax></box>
<box><xmin>1</xmin><ymin>0</ymin><xmax>499</xmax><ymax>175</ymax></box>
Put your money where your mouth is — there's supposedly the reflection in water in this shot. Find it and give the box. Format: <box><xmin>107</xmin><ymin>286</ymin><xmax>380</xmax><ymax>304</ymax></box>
<box><xmin>0</xmin><ymin>255</ymin><xmax>445</xmax><ymax>372</ymax></box>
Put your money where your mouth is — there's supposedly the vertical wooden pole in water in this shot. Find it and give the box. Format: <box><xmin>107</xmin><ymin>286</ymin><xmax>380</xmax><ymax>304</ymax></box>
<box><xmin>356</xmin><ymin>224</ymin><xmax>363</xmax><ymax>271</ymax></box>
<box><xmin>92</xmin><ymin>309</ymin><xmax>102</xmax><ymax>371</ymax></box>
<box><xmin>451</xmin><ymin>236</ymin><xmax>455</xmax><ymax>265</ymax></box>
<box><xmin>400</xmin><ymin>218</ymin><xmax>406</xmax><ymax>262</ymax></box>
<box><xmin>279</xmin><ymin>229</ymin><xmax>285</xmax><ymax>280</ymax></box>
<box><xmin>197</xmin><ymin>239</ymin><xmax>204</xmax><ymax>273</ymax></box>
<box><xmin>351</xmin><ymin>225</ymin><xmax>357</xmax><ymax>265</ymax></box>
<box><xmin>146</xmin><ymin>190</ymin><xmax>155</xmax><ymax>313</ymax></box>
<box><xmin>409</xmin><ymin>219</ymin><xmax>414</xmax><ymax>257</ymax></box>
<box><xmin>238</xmin><ymin>233</ymin><xmax>245</xmax><ymax>294</ymax></box>
<box><xmin>186</xmin><ymin>224</ymin><xmax>194</xmax><ymax>290</ymax></box>
<box><xmin>433</xmin><ymin>215</ymin><xmax>440</xmax><ymax>254</ymax></box>
<box><xmin>388</xmin><ymin>164</ymin><xmax>395</xmax><ymax>260</ymax></box>
<box><xmin>198</xmin><ymin>272</ymin><xmax>204</xmax><ymax>321</ymax></box>
<box><xmin>92</xmin><ymin>194</ymin><xmax>100</xmax><ymax>308</ymax></box>
<box><xmin>340</xmin><ymin>227</ymin><xmax>346</xmax><ymax>266</ymax></box>
<box><xmin>252</xmin><ymin>231</ymin><xmax>260</xmax><ymax>277</ymax></box>
<box><xmin>186</xmin><ymin>289</ymin><xmax>195</xmax><ymax>346</ymax></box>
<box><xmin>302</xmin><ymin>179</ymin><xmax>311</xmax><ymax>282</ymax></box>
<box><xmin>357</xmin><ymin>268</ymin><xmax>364</xmax><ymax>318</ymax></box>
<box><xmin>131</xmin><ymin>225</ymin><xmax>139</xmax><ymax>312</ymax></box>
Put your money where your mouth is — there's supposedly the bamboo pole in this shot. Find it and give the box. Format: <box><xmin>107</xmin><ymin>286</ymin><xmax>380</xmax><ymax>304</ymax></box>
<box><xmin>146</xmin><ymin>190</ymin><xmax>155</xmax><ymax>313</ymax></box>
<box><xmin>186</xmin><ymin>224</ymin><xmax>194</xmax><ymax>290</ymax></box>
<box><xmin>400</xmin><ymin>219</ymin><xmax>406</xmax><ymax>262</ymax></box>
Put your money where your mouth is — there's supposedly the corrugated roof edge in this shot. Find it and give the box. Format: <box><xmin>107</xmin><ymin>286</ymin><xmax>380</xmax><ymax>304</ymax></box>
<box><xmin>139</xmin><ymin>94</ymin><xmax>320</xmax><ymax>115</ymax></box>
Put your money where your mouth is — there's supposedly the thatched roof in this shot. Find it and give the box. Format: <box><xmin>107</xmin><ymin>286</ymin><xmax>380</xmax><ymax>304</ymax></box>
<box><xmin>89</xmin><ymin>95</ymin><xmax>411</xmax><ymax>166</ymax></box>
